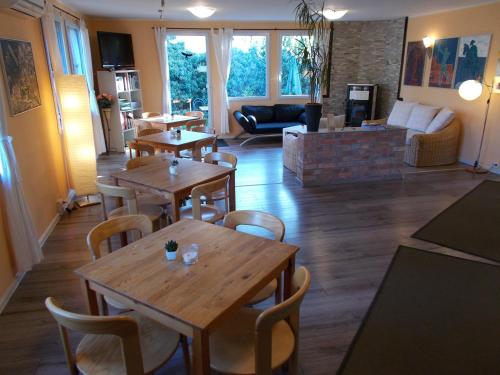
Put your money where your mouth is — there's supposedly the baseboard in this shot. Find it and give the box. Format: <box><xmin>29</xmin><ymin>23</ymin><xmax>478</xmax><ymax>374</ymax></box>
<box><xmin>459</xmin><ymin>157</ymin><xmax>500</xmax><ymax>175</ymax></box>
<box><xmin>0</xmin><ymin>272</ymin><xmax>25</xmax><ymax>314</ymax></box>
<box><xmin>38</xmin><ymin>214</ymin><xmax>60</xmax><ymax>247</ymax></box>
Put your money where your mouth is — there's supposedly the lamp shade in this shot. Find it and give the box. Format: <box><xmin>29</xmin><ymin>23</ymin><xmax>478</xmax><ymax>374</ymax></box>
<box><xmin>458</xmin><ymin>80</ymin><xmax>483</xmax><ymax>101</ymax></box>
<box><xmin>187</xmin><ymin>6</ymin><xmax>216</xmax><ymax>18</ymax></box>
<box><xmin>422</xmin><ymin>36</ymin><xmax>435</xmax><ymax>48</ymax></box>
<box><xmin>322</xmin><ymin>9</ymin><xmax>348</xmax><ymax>20</ymax></box>
<box><xmin>56</xmin><ymin>75</ymin><xmax>97</xmax><ymax>196</ymax></box>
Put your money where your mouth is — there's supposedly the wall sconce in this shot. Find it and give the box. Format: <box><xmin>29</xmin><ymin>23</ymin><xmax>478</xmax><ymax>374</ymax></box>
<box><xmin>56</xmin><ymin>75</ymin><xmax>98</xmax><ymax>205</ymax></box>
<box><xmin>422</xmin><ymin>35</ymin><xmax>435</xmax><ymax>57</ymax></box>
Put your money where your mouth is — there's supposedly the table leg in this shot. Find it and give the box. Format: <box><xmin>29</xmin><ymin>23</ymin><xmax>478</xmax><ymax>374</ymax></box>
<box><xmin>174</xmin><ymin>149</ymin><xmax>181</xmax><ymax>158</ymax></box>
<box><xmin>283</xmin><ymin>255</ymin><xmax>296</xmax><ymax>300</ymax></box>
<box><xmin>229</xmin><ymin>171</ymin><xmax>236</xmax><ymax>212</ymax></box>
<box><xmin>81</xmin><ymin>279</ymin><xmax>99</xmax><ymax>315</ymax></box>
<box><xmin>171</xmin><ymin>193</ymin><xmax>181</xmax><ymax>222</ymax></box>
<box><xmin>192</xmin><ymin>329</ymin><xmax>210</xmax><ymax>375</ymax></box>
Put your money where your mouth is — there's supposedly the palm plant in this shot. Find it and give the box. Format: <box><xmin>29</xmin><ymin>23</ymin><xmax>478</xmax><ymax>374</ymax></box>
<box><xmin>294</xmin><ymin>0</ymin><xmax>331</xmax><ymax>104</ymax></box>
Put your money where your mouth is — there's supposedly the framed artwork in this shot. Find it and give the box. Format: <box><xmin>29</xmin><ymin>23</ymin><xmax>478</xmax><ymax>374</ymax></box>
<box><xmin>0</xmin><ymin>38</ymin><xmax>41</xmax><ymax>115</ymax></box>
<box><xmin>429</xmin><ymin>37</ymin><xmax>459</xmax><ymax>89</ymax></box>
<box><xmin>404</xmin><ymin>41</ymin><xmax>426</xmax><ymax>86</ymax></box>
<box><xmin>454</xmin><ymin>34</ymin><xmax>491</xmax><ymax>88</ymax></box>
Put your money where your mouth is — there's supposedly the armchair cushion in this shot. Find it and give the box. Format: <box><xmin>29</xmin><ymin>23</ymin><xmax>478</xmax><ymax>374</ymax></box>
<box><xmin>241</xmin><ymin>105</ymin><xmax>274</xmax><ymax>123</ymax></box>
<box><xmin>426</xmin><ymin>107</ymin><xmax>455</xmax><ymax>134</ymax></box>
<box><xmin>387</xmin><ymin>101</ymin><xmax>418</xmax><ymax>127</ymax></box>
<box><xmin>406</xmin><ymin>104</ymin><xmax>440</xmax><ymax>132</ymax></box>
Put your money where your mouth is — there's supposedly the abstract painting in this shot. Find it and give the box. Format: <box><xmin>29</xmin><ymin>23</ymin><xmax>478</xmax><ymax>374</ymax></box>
<box><xmin>0</xmin><ymin>39</ymin><xmax>41</xmax><ymax>115</ymax></box>
<box><xmin>429</xmin><ymin>37</ymin><xmax>459</xmax><ymax>89</ymax></box>
<box><xmin>404</xmin><ymin>41</ymin><xmax>426</xmax><ymax>86</ymax></box>
<box><xmin>454</xmin><ymin>34</ymin><xmax>491</xmax><ymax>88</ymax></box>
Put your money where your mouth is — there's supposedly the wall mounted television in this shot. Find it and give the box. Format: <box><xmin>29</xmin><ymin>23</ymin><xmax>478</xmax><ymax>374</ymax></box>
<box><xmin>97</xmin><ymin>31</ymin><xmax>134</xmax><ymax>69</ymax></box>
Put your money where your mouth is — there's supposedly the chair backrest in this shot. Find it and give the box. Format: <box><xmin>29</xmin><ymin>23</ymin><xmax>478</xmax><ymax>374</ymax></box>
<box><xmin>128</xmin><ymin>142</ymin><xmax>155</xmax><ymax>158</ymax></box>
<box><xmin>223</xmin><ymin>210</ymin><xmax>285</xmax><ymax>241</ymax></box>
<box><xmin>192</xmin><ymin>137</ymin><xmax>217</xmax><ymax>161</ymax></box>
<box><xmin>126</xmin><ymin>155</ymin><xmax>165</xmax><ymax>170</ymax></box>
<box><xmin>254</xmin><ymin>266</ymin><xmax>311</xmax><ymax>374</ymax></box>
<box><xmin>87</xmin><ymin>215</ymin><xmax>153</xmax><ymax>260</ymax></box>
<box><xmin>204</xmin><ymin>151</ymin><xmax>237</xmax><ymax>169</ymax></box>
<box><xmin>96</xmin><ymin>180</ymin><xmax>138</xmax><ymax>219</ymax></box>
<box><xmin>191</xmin><ymin>175</ymin><xmax>230</xmax><ymax>220</ymax></box>
<box><xmin>142</xmin><ymin>112</ymin><xmax>161</xmax><ymax>119</ymax></box>
<box><xmin>137</xmin><ymin>128</ymin><xmax>163</xmax><ymax>137</ymax></box>
<box><xmin>45</xmin><ymin>297</ymin><xmax>144</xmax><ymax>375</ymax></box>
<box><xmin>185</xmin><ymin>119</ymin><xmax>208</xmax><ymax>133</ymax></box>
<box><xmin>185</xmin><ymin>110</ymin><xmax>204</xmax><ymax>119</ymax></box>
<box><xmin>132</xmin><ymin>119</ymin><xmax>152</xmax><ymax>133</ymax></box>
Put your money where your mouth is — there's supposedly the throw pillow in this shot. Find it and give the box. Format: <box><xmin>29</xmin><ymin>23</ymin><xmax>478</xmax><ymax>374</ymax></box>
<box><xmin>405</xmin><ymin>104</ymin><xmax>440</xmax><ymax>132</ymax></box>
<box><xmin>426</xmin><ymin>107</ymin><xmax>455</xmax><ymax>133</ymax></box>
<box><xmin>387</xmin><ymin>101</ymin><xmax>418</xmax><ymax>127</ymax></box>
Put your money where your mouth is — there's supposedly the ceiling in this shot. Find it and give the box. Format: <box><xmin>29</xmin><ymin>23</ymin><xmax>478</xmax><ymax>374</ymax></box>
<box><xmin>61</xmin><ymin>0</ymin><xmax>496</xmax><ymax>21</ymax></box>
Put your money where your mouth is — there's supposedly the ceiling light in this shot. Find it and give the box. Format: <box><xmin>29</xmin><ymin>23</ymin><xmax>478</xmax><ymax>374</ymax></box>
<box><xmin>188</xmin><ymin>6</ymin><xmax>216</xmax><ymax>18</ymax></box>
<box><xmin>321</xmin><ymin>9</ymin><xmax>348</xmax><ymax>20</ymax></box>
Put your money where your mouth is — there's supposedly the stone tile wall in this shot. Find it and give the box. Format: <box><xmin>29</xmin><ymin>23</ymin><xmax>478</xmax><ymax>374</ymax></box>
<box><xmin>323</xmin><ymin>18</ymin><xmax>406</xmax><ymax>119</ymax></box>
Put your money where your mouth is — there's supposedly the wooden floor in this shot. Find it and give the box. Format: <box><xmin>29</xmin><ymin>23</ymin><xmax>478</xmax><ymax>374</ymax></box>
<box><xmin>0</xmin><ymin>141</ymin><xmax>497</xmax><ymax>374</ymax></box>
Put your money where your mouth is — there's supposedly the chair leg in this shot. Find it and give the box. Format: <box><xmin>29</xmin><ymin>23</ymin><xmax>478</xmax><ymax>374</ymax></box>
<box><xmin>180</xmin><ymin>335</ymin><xmax>191</xmax><ymax>374</ymax></box>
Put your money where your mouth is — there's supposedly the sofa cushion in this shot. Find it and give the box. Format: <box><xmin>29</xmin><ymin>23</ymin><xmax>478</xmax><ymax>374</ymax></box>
<box><xmin>426</xmin><ymin>108</ymin><xmax>455</xmax><ymax>134</ymax></box>
<box><xmin>405</xmin><ymin>104</ymin><xmax>440</xmax><ymax>132</ymax></box>
<box><xmin>274</xmin><ymin>104</ymin><xmax>305</xmax><ymax>122</ymax></box>
<box><xmin>255</xmin><ymin>122</ymin><xmax>301</xmax><ymax>134</ymax></box>
<box><xmin>406</xmin><ymin>129</ymin><xmax>424</xmax><ymax>144</ymax></box>
<box><xmin>387</xmin><ymin>101</ymin><xmax>418</xmax><ymax>127</ymax></box>
<box><xmin>241</xmin><ymin>105</ymin><xmax>274</xmax><ymax>123</ymax></box>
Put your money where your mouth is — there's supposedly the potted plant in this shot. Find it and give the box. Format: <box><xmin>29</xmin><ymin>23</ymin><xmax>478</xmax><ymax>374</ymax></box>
<box><xmin>165</xmin><ymin>240</ymin><xmax>178</xmax><ymax>260</ymax></box>
<box><xmin>294</xmin><ymin>0</ymin><xmax>331</xmax><ymax>132</ymax></box>
<box><xmin>169</xmin><ymin>159</ymin><xmax>179</xmax><ymax>175</ymax></box>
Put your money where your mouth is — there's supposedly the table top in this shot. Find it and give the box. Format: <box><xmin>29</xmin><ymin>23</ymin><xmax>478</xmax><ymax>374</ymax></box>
<box><xmin>338</xmin><ymin>246</ymin><xmax>500</xmax><ymax>375</ymax></box>
<box><xmin>112</xmin><ymin>157</ymin><xmax>234</xmax><ymax>194</ymax></box>
<box><xmin>142</xmin><ymin>114</ymin><xmax>198</xmax><ymax>125</ymax></box>
<box><xmin>135</xmin><ymin>130</ymin><xmax>215</xmax><ymax>147</ymax></box>
<box><xmin>75</xmin><ymin>219</ymin><xmax>299</xmax><ymax>330</ymax></box>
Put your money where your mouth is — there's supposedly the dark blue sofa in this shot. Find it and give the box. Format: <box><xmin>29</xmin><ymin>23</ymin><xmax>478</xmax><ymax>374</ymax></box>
<box><xmin>233</xmin><ymin>104</ymin><xmax>306</xmax><ymax>134</ymax></box>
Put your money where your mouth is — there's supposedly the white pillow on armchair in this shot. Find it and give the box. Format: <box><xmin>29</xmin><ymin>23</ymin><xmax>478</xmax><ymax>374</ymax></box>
<box><xmin>405</xmin><ymin>104</ymin><xmax>440</xmax><ymax>132</ymax></box>
<box><xmin>426</xmin><ymin>108</ymin><xmax>455</xmax><ymax>133</ymax></box>
<box><xmin>387</xmin><ymin>101</ymin><xmax>418</xmax><ymax>127</ymax></box>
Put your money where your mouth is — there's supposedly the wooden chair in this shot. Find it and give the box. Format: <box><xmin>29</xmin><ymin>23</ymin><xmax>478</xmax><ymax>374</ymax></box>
<box><xmin>223</xmin><ymin>210</ymin><xmax>285</xmax><ymax>305</ymax></box>
<box><xmin>137</xmin><ymin>128</ymin><xmax>163</xmax><ymax>137</ymax></box>
<box><xmin>180</xmin><ymin>136</ymin><xmax>217</xmax><ymax>161</ymax></box>
<box><xmin>204</xmin><ymin>152</ymin><xmax>237</xmax><ymax>202</ymax></box>
<box><xmin>142</xmin><ymin>112</ymin><xmax>161</xmax><ymax>119</ymax></box>
<box><xmin>87</xmin><ymin>215</ymin><xmax>153</xmax><ymax>312</ymax></box>
<box><xmin>45</xmin><ymin>296</ymin><xmax>187</xmax><ymax>375</ymax></box>
<box><xmin>95</xmin><ymin>180</ymin><xmax>163</xmax><ymax>230</ymax></box>
<box><xmin>185</xmin><ymin>110</ymin><xmax>204</xmax><ymax>119</ymax></box>
<box><xmin>209</xmin><ymin>266</ymin><xmax>311</xmax><ymax>375</ymax></box>
<box><xmin>128</xmin><ymin>141</ymin><xmax>155</xmax><ymax>159</ymax></box>
<box><xmin>186</xmin><ymin>119</ymin><xmax>211</xmax><ymax>133</ymax></box>
<box><xmin>179</xmin><ymin>175</ymin><xmax>229</xmax><ymax>223</ymax></box>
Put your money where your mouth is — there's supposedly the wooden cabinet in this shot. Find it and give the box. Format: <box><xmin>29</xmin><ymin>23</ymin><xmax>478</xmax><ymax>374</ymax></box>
<box><xmin>97</xmin><ymin>70</ymin><xmax>143</xmax><ymax>152</ymax></box>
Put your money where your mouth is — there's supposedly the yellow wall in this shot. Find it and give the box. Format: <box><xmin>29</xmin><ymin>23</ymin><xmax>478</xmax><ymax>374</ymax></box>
<box><xmin>401</xmin><ymin>2</ymin><xmax>500</xmax><ymax>168</ymax></box>
<box><xmin>86</xmin><ymin>19</ymin><xmax>308</xmax><ymax>136</ymax></box>
<box><xmin>0</xmin><ymin>9</ymin><xmax>68</xmax><ymax>297</ymax></box>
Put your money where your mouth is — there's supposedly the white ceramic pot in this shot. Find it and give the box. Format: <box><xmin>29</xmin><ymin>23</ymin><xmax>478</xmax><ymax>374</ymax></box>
<box><xmin>165</xmin><ymin>250</ymin><xmax>177</xmax><ymax>261</ymax></box>
<box><xmin>169</xmin><ymin>166</ymin><xmax>178</xmax><ymax>175</ymax></box>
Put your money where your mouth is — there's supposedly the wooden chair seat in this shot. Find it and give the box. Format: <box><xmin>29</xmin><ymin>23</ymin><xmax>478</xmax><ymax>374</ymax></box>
<box><xmin>76</xmin><ymin>311</ymin><xmax>180</xmax><ymax>375</ymax></box>
<box><xmin>179</xmin><ymin>205</ymin><xmax>225</xmax><ymax>224</ymax></box>
<box><xmin>137</xmin><ymin>193</ymin><xmax>170</xmax><ymax>208</ymax></box>
<box><xmin>109</xmin><ymin>203</ymin><xmax>163</xmax><ymax>223</ymax></box>
<box><xmin>209</xmin><ymin>307</ymin><xmax>295</xmax><ymax>374</ymax></box>
<box><xmin>248</xmin><ymin>279</ymin><xmax>278</xmax><ymax>305</ymax></box>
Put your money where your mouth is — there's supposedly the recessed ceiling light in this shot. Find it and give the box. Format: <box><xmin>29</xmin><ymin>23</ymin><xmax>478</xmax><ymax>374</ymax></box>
<box><xmin>321</xmin><ymin>9</ymin><xmax>348</xmax><ymax>20</ymax></box>
<box><xmin>188</xmin><ymin>6</ymin><xmax>216</xmax><ymax>18</ymax></box>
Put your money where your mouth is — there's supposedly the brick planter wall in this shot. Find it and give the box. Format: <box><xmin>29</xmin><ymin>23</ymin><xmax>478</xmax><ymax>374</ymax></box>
<box><xmin>290</xmin><ymin>126</ymin><xmax>407</xmax><ymax>186</ymax></box>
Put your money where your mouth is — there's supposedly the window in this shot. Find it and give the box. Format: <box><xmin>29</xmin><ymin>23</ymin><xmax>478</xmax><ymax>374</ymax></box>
<box><xmin>66</xmin><ymin>25</ymin><xmax>85</xmax><ymax>75</ymax></box>
<box><xmin>280</xmin><ymin>34</ymin><xmax>312</xmax><ymax>97</ymax></box>
<box><xmin>54</xmin><ymin>20</ymin><xmax>69</xmax><ymax>74</ymax></box>
<box><xmin>228</xmin><ymin>34</ymin><xmax>268</xmax><ymax>99</ymax></box>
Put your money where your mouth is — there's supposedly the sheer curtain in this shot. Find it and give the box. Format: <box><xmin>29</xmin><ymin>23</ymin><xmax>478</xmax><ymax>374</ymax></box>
<box><xmin>0</xmin><ymin>81</ymin><xmax>42</xmax><ymax>272</ymax></box>
<box><xmin>80</xmin><ymin>20</ymin><xmax>106</xmax><ymax>155</ymax></box>
<box><xmin>154</xmin><ymin>27</ymin><xmax>172</xmax><ymax>115</ymax></box>
<box><xmin>211</xmin><ymin>28</ymin><xmax>233</xmax><ymax>134</ymax></box>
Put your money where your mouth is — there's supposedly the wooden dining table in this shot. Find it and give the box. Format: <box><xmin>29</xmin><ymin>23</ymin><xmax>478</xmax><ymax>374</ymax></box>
<box><xmin>143</xmin><ymin>114</ymin><xmax>199</xmax><ymax>130</ymax></box>
<box><xmin>75</xmin><ymin>219</ymin><xmax>299</xmax><ymax>375</ymax></box>
<box><xmin>111</xmin><ymin>156</ymin><xmax>234</xmax><ymax>221</ymax></box>
<box><xmin>135</xmin><ymin>130</ymin><xmax>217</xmax><ymax>157</ymax></box>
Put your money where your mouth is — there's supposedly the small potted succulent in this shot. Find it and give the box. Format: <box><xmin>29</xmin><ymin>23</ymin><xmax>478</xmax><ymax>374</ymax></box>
<box><xmin>165</xmin><ymin>240</ymin><xmax>178</xmax><ymax>260</ymax></box>
<box><xmin>169</xmin><ymin>159</ymin><xmax>179</xmax><ymax>175</ymax></box>
<box><xmin>176</xmin><ymin>128</ymin><xmax>181</xmax><ymax>139</ymax></box>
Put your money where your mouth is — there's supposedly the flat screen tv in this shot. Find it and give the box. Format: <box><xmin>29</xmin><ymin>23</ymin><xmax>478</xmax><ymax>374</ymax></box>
<box><xmin>97</xmin><ymin>31</ymin><xmax>134</xmax><ymax>69</ymax></box>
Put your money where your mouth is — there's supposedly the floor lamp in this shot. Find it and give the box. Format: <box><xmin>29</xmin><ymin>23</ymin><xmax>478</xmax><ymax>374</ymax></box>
<box><xmin>458</xmin><ymin>79</ymin><xmax>495</xmax><ymax>174</ymax></box>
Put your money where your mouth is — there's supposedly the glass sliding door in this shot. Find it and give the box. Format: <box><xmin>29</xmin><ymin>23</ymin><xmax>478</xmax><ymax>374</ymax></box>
<box><xmin>166</xmin><ymin>33</ymin><xmax>211</xmax><ymax>123</ymax></box>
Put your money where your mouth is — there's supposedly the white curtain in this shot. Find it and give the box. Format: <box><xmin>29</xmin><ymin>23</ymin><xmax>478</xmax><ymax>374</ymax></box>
<box><xmin>0</xmin><ymin>83</ymin><xmax>43</xmax><ymax>272</ymax></box>
<box><xmin>211</xmin><ymin>28</ymin><xmax>233</xmax><ymax>134</ymax></box>
<box><xmin>154</xmin><ymin>27</ymin><xmax>172</xmax><ymax>115</ymax></box>
<box><xmin>80</xmin><ymin>20</ymin><xmax>106</xmax><ymax>155</ymax></box>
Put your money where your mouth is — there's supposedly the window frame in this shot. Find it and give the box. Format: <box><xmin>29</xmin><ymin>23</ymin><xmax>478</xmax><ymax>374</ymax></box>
<box><xmin>54</xmin><ymin>10</ymin><xmax>83</xmax><ymax>76</ymax></box>
<box><xmin>228</xmin><ymin>30</ymin><xmax>270</xmax><ymax>102</ymax></box>
<box><xmin>278</xmin><ymin>30</ymin><xmax>311</xmax><ymax>100</ymax></box>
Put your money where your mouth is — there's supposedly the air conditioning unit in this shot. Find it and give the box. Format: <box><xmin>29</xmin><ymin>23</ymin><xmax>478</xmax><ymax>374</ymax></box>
<box><xmin>0</xmin><ymin>0</ymin><xmax>45</xmax><ymax>18</ymax></box>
